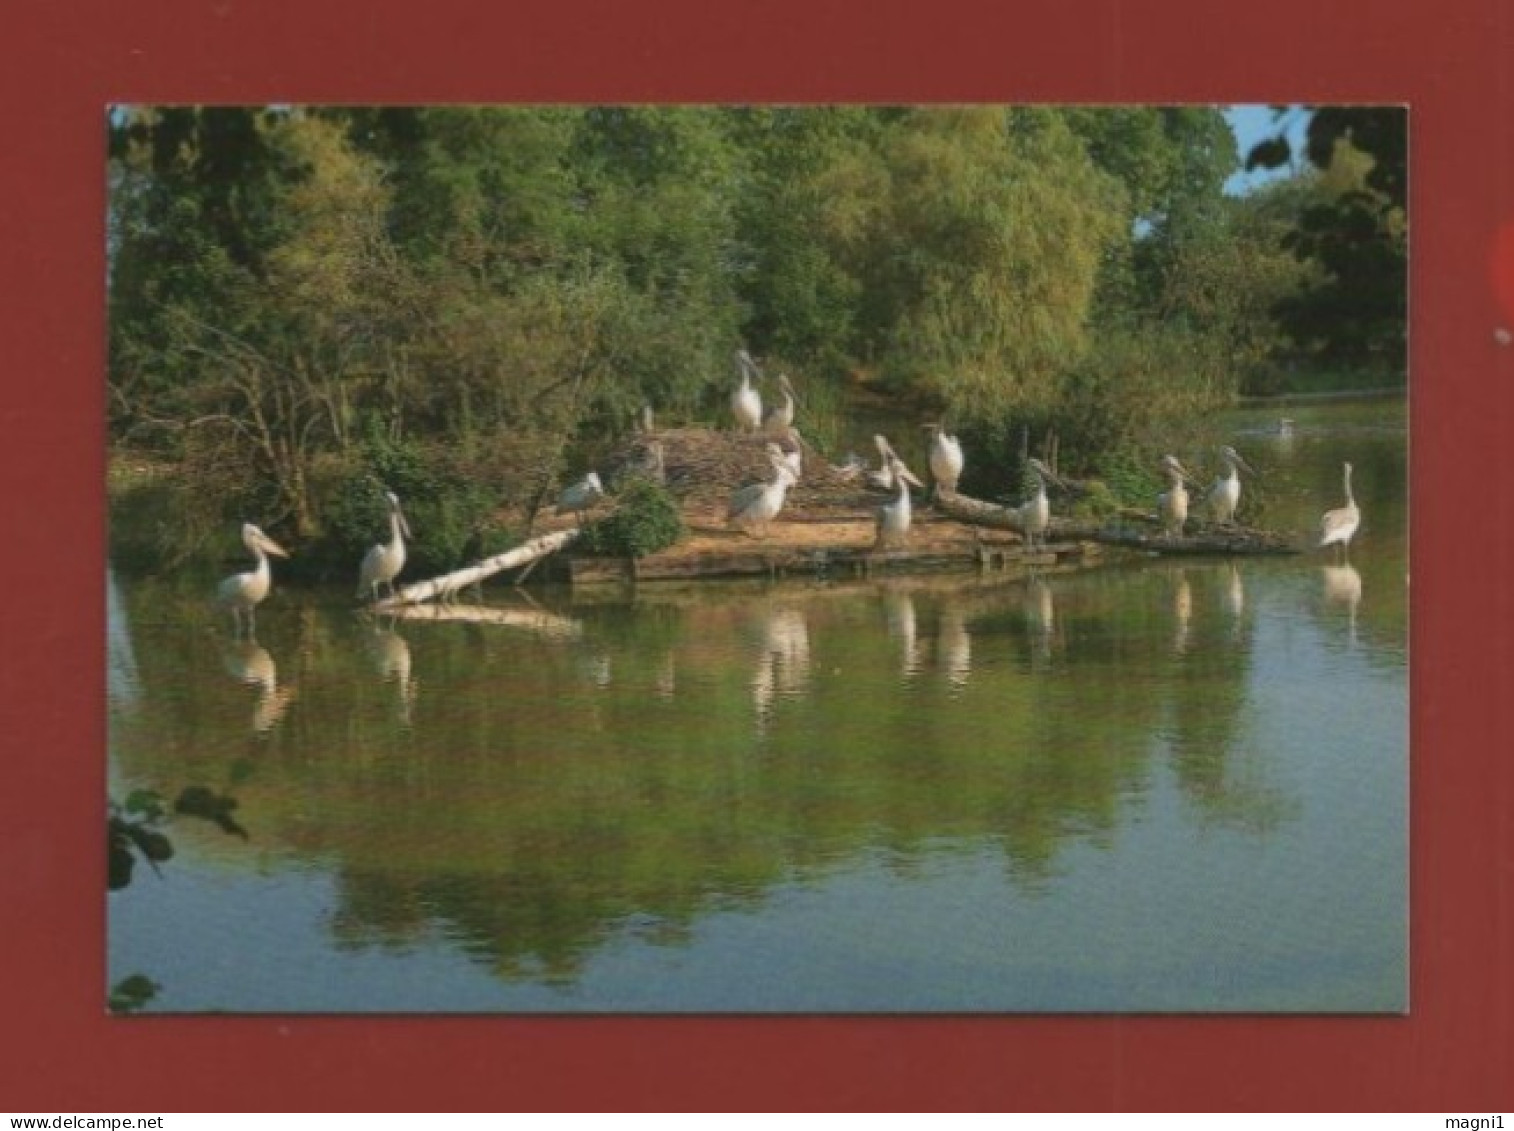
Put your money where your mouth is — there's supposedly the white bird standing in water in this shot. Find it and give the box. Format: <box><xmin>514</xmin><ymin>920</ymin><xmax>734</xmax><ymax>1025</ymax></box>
<box><xmin>1319</xmin><ymin>461</ymin><xmax>1361</xmax><ymax>560</ymax></box>
<box><xmin>731</xmin><ymin>349</ymin><xmax>763</xmax><ymax>434</ymax></box>
<box><xmin>763</xmin><ymin>373</ymin><xmax>798</xmax><ymax>436</ymax></box>
<box><xmin>1017</xmin><ymin>457</ymin><xmax>1063</xmax><ymax>549</ymax></box>
<box><xmin>217</xmin><ymin>523</ymin><xmax>290</xmax><ymax>637</ymax></box>
<box><xmin>1207</xmin><ymin>445</ymin><xmax>1257</xmax><ymax>525</ymax></box>
<box><xmin>727</xmin><ymin>444</ymin><xmax>798</xmax><ymax>537</ymax></box>
<box><xmin>556</xmin><ymin>471</ymin><xmax>606</xmax><ymax>527</ymax></box>
<box><xmin>357</xmin><ymin>492</ymin><xmax>412</xmax><ymax>603</ymax></box>
<box><xmin>924</xmin><ymin>422</ymin><xmax>965</xmax><ymax>496</ymax></box>
<box><xmin>1156</xmin><ymin>454</ymin><xmax>1199</xmax><ymax>538</ymax></box>
<box><xmin>874</xmin><ymin>454</ymin><xmax>926</xmax><ymax>549</ymax></box>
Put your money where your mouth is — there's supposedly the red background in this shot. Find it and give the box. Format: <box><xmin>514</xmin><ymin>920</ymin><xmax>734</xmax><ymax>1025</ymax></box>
<box><xmin>2</xmin><ymin>0</ymin><xmax>1510</xmax><ymax>1112</ymax></box>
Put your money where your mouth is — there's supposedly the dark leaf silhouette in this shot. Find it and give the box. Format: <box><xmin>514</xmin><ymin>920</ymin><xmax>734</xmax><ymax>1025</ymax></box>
<box><xmin>174</xmin><ymin>785</ymin><xmax>249</xmax><ymax>839</ymax></box>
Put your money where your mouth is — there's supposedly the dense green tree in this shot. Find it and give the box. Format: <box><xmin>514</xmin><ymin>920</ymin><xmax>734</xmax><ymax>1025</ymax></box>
<box><xmin>1246</xmin><ymin>107</ymin><xmax>1407</xmax><ymax>372</ymax></box>
<box><xmin>109</xmin><ymin>103</ymin><xmax>1391</xmax><ymax>570</ymax></box>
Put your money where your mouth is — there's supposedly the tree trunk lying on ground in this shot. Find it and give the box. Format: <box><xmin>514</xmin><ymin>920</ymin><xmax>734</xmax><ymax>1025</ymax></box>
<box><xmin>934</xmin><ymin>489</ymin><xmax>1300</xmax><ymax>555</ymax></box>
<box><xmin>933</xmin><ymin>489</ymin><xmax>1024</xmax><ymax>532</ymax></box>
<box><xmin>373</xmin><ymin>528</ymin><xmax>580</xmax><ymax>608</ymax></box>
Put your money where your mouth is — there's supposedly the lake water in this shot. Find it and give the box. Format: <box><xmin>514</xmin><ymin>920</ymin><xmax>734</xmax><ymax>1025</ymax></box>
<box><xmin>107</xmin><ymin>397</ymin><xmax>1407</xmax><ymax>1012</ymax></box>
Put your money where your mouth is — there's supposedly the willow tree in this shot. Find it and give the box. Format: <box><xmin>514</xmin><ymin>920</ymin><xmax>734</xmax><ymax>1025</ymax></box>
<box><xmin>815</xmin><ymin>107</ymin><xmax>1128</xmax><ymax>425</ymax></box>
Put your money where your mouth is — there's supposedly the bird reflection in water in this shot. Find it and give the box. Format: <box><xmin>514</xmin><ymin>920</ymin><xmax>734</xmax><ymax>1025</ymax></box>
<box><xmin>936</xmin><ymin>602</ymin><xmax>972</xmax><ymax>690</ymax></box>
<box><xmin>654</xmin><ymin>648</ymin><xmax>678</xmax><ymax>701</ymax></box>
<box><xmin>882</xmin><ymin>590</ymin><xmax>922</xmax><ymax>681</ymax></box>
<box><xmin>751</xmin><ymin>605</ymin><xmax>812</xmax><ymax>732</ymax></box>
<box><xmin>1024</xmin><ymin>578</ymin><xmax>1056</xmax><ymax>666</ymax></box>
<box><xmin>580</xmin><ymin>652</ymin><xmax>614</xmax><ymax>689</ymax></box>
<box><xmin>221</xmin><ymin>639</ymin><xmax>296</xmax><ymax>734</ymax></box>
<box><xmin>1322</xmin><ymin>562</ymin><xmax>1362</xmax><ymax>648</ymax></box>
<box><xmin>1221</xmin><ymin>562</ymin><xmax>1246</xmax><ymax>641</ymax></box>
<box><xmin>1170</xmin><ymin>570</ymin><xmax>1193</xmax><ymax>657</ymax></box>
<box><xmin>1274</xmin><ymin>417</ymin><xmax>1296</xmax><ymax>446</ymax></box>
<box><xmin>367</xmin><ymin>618</ymin><xmax>418</xmax><ymax>728</ymax></box>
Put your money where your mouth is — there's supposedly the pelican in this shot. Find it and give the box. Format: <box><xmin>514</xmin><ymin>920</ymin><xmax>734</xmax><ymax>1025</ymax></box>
<box><xmin>357</xmin><ymin>492</ymin><xmax>412</xmax><ymax>603</ymax></box>
<box><xmin>732</xmin><ymin>349</ymin><xmax>763</xmax><ymax>433</ymax></box>
<box><xmin>1156</xmin><ymin>454</ymin><xmax>1199</xmax><ymax>538</ymax></box>
<box><xmin>216</xmin><ymin>523</ymin><xmax>290</xmax><ymax>637</ymax></box>
<box><xmin>727</xmin><ymin>444</ymin><xmax>798</xmax><ymax>537</ymax></box>
<box><xmin>866</xmin><ymin>435</ymin><xmax>924</xmax><ymax>494</ymax></box>
<box><xmin>556</xmin><ymin>471</ymin><xmax>606</xmax><ymax>527</ymax></box>
<box><xmin>924</xmin><ymin>423</ymin><xmax>964</xmax><ymax>495</ymax></box>
<box><xmin>873</xmin><ymin>453</ymin><xmax>925</xmax><ymax>549</ymax></box>
<box><xmin>774</xmin><ymin>427</ymin><xmax>803</xmax><ymax>480</ymax></box>
<box><xmin>834</xmin><ymin>452</ymin><xmax>867</xmax><ymax>483</ymax></box>
<box><xmin>1017</xmin><ymin>458</ymin><xmax>1063</xmax><ymax>549</ymax></box>
<box><xmin>865</xmin><ymin>435</ymin><xmax>898</xmax><ymax>491</ymax></box>
<box><xmin>763</xmin><ymin>374</ymin><xmax>798</xmax><ymax>436</ymax></box>
<box><xmin>1207</xmin><ymin>445</ymin><xmax>1257</xmax><ymax>525</ymax></box>
<box><xmin>1319</xmin><ymin>461</ymin><xmax>1361</xmax><ymax>559</ymax></box>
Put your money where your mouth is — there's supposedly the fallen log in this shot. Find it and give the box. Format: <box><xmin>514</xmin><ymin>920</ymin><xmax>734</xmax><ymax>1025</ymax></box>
<box><xmin>933</xmin><ymin>489</ymin><xmax>1025</xmax><ymax>534</ymax></box>
<box><xmin>374</xmin><ymin>529</ymin><xmax>580</xmax><ymax>608</ymax></box>
<box><xmin>936</xmin><ymin>489</ymin><xmax>1299</xmax><ymax>555</ymax></box>
<box><xmin>1091</xmin><ymin>524</ymin><xmax>1301</xmax><ymax>555</ymax></box>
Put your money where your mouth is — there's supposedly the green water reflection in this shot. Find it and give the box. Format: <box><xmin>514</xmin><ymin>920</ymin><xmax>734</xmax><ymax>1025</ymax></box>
<box><xmin>108</xmin><ymin>398</ymin><xmax>1407</xmax><ymax>1011</ymax></box>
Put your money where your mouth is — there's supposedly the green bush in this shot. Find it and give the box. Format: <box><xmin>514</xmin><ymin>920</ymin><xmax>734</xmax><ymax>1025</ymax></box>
<box><xmin>321</xmin><ymin>432</ymin><xmax>502</xmax><ymax>581</ymax></box>
<box><xmin>578</xmin><ymin>477</ymin><xmax>684</xmax><ymax>559</ymax></box>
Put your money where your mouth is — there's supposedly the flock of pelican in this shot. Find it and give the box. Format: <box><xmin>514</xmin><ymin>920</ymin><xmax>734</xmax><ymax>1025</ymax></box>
<box><xmin>215</xmin><ymin>351</ymin><xmax>1366</xmax><ymax>633</ymax></box>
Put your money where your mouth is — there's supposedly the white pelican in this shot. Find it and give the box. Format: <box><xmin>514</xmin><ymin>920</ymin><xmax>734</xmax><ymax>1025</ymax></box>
<box><xmin>1319</xmin><ymin>461</ymin><xmax>1361</xmax><ymax>559</ymax></box>
<box><xmin>1206</xmin><ymin>445</ymin><xmax>1257</xmax><ymax>525</ymax></box>
<box><xmin>727</xmin><ymin>444</ymin><xmax>798</xmax><ymax>537</ymax></box>
<box><xmin>732</xmin><ymin>349</ymin><xmax>763</xmax><ymax>433</ymax></box>
<box><xmin>873</xmin><ymin>454</ymin><xmax>925</xmax><ymax>549</ymax></box>
<box><xmin>866</xmin><ymin>435</ymin><xmax>924</xmax><ymax>494</ymax></box>
<box><xmin>865</xmin><ymin>434</ymin><xmax>898</xmax><ymax>491</ymax></box>
<box><xmin>556</xmin><ymin>471</ymin><xmax>606</xmax><ymax>527</ymax></box>
<box><xmin>924</xmin><ymin>423</ymin><xmax>964</xmax><ymax>495</ymax></box>
<box><xmin>357</xmin><ymin>492</ymin><xmax>412</xmax><ymax>602</ymax></box>
<box><xmin>774</xmin><ymin>427</ymin><xmax>803</xmax><ymax>481</ymax></box>
<box><xmin>763</xmin><ymin>374</ymin><xmax>798</xmax><ymax>436</ymax></box>
<box><xmin>1156</xmin><ymin>454</ymin><xmax>1198</xmax><ymax>538</ymax></box>
<box><xmin>216</xmin><ymin>523</ymin><xmax>289</xmax><ymax>637</ymax></box>
<box><xmin>1017</xmin><ymin>457</ymin><xmax>1062</xmax><ymax>549</ymax></box>
<box><xmin>834</xmin><ymin>452</ymin><xmax>867</xmax><ymax>482</ymax></box>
